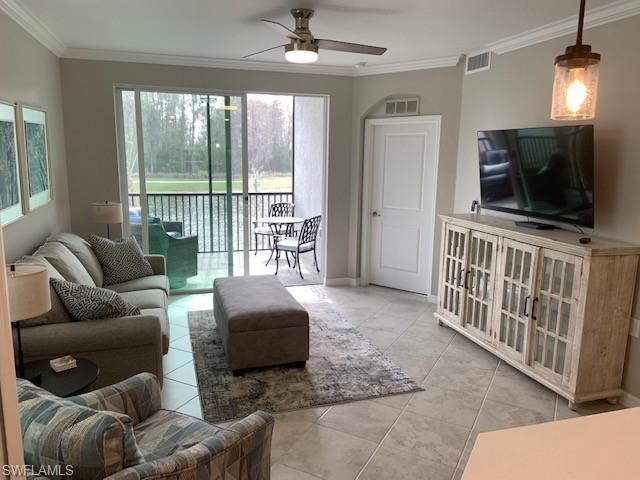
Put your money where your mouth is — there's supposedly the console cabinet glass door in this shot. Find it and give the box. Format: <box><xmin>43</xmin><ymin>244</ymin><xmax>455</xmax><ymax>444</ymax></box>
<box><xmin>463</xmin><ymin>231</ymin><xmax>498</xmax><ymax>340</ymax></box>
<box><xmin>530</xmin><ymin>250</ymin><xmax>582</xmax><ymax>383</ymax></box>
<box><xmin>439</xmin><ymin>224</ymin><xmax>470</xmax><ymax>324</ymax></box>
<box><xmin>494</xmin><ymin>239</ymin><xmax>539</xmax><ymax>361</ymax></box>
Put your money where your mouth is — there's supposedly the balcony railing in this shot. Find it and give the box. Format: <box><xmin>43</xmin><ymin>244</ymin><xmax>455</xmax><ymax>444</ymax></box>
<box><xmin>128</xmin><ymin>192</ymin><xmax>293</xmax><ymax>253</ymax></box>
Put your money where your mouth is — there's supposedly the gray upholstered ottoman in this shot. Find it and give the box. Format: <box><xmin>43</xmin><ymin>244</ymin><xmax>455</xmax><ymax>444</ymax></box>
<box><xmin>214</xmin><ymin>275</ymin><xmax>309</xmax><ymax>374</ymax></box>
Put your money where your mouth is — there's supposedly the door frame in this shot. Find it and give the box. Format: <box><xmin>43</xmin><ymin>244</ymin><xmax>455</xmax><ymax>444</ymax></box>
<box><xmin>360</xmin><ymin>115</ymin><xmax>441</xmax><ymax>295</ymax></box>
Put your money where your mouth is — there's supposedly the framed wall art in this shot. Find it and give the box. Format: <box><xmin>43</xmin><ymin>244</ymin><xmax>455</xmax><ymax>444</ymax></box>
<box><xmin>21</xmin><ymin>105</ymin><xmax>51</xmax><ymax>210</ymax></box>
<box><xmin>0</xmin><ymin>101</ymin><xmax>22</xmax><ymax>225</ymax></box>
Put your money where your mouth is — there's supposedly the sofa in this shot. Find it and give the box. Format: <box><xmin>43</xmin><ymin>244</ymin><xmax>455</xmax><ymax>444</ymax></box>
<box><xmin>13</xmin><ymin>232</ymin><xmax>170</xmax><ymax>388</ymax></box>
<box><xmin>18</xmin><ymin>373</ymin><xmax>273</xmax><ymax>480</ymax></box>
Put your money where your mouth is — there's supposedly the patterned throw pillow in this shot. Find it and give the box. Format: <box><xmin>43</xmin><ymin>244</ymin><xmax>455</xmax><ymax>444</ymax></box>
<box><xmin>88</xmin><ymin>235</ymin><xmax>154</xmax><ymax>286</ymax></box>
<box><xmin>17</xmin><ymin>378</ymin><xmax>144</xmax><ymax>478</ymax></box>
<box><xmin>50</xmin><ymin>278</ymin><xmax>141</xmax><ymax>321</ymax></box>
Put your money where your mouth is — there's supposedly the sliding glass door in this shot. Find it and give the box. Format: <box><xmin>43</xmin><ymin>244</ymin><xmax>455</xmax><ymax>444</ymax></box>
<box><xmin>116</xmin><ymin>88</ymin><xmax>327</xmax><ymax>292</ymax></box>
<box><xmin>116</xmin><ymin>89</ymin><xmax>248</xmax><ymax>291</ymax></box>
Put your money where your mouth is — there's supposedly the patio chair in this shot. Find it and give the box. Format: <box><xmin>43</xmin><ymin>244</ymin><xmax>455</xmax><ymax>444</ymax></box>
<box><xmin>253</xmin><ymin>202</ymin><xmax>294</xmax><ymax>264</ymax></box>
<box><xmin>147</xmin><ymin>223</ymin><xmax>198</xmax><ymax>289</ymax></box>
<box><xmin>274</xmin><ymin>215</ymin><xmax>322</xmax><ymax>279</ymax></box>
<box><xmin>129</xmin><ymin>208</ymin><xmax>198</xmax><ymax>289</ymax></box>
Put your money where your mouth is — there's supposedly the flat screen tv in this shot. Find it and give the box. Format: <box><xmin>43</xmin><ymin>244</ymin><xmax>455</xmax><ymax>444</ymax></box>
<box><xmin>477</xmin><ymin>125</ymin><xmax>594</xmax><ymax>228</ymax></box>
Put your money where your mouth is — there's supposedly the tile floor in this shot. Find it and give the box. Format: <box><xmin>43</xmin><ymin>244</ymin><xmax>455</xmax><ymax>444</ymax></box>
<box><xmin>164</xmin><ymin>284</ymin><xmax>624</xmax><ymax>480</ymax></box>
<box><xmin>174</xmin><ymin>249</ymin><xmax>323</xmax><ymax>291</ymax></box>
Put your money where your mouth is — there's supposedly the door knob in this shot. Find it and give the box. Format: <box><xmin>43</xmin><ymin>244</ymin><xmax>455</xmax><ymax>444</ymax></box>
<box><xmin>372</xmin><ymin>211</ymin><xmax>382</xmax><ymax>217</ymax></box>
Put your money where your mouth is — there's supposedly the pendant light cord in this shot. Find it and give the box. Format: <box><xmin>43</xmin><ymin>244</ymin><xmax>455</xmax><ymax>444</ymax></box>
<box><xmin>576</xmin><ymin>0</ymin><xmax>586</xmax><ymax>46</ymax></box>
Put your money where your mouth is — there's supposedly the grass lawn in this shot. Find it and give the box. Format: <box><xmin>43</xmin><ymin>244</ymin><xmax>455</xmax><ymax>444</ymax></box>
<box><xmin>130</xmin><ymin>177</ymin><xmax>292</xmax><ymax>193</ymax></box>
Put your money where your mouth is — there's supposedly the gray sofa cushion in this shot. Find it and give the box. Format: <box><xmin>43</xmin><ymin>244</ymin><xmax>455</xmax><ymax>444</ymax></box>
<box><xmin>49</xmin><ymin>232</ymin><xmax>104</xmax><ymax>287</ymax></box>
<box><xmin>89</xmin><ymin>235</ymin><xmax>154</xmax><ymax>286</ymax></box>
<box><xmin>108</xmin><ymin>275</ymin><xmax>170</xmax><ymax>295</ymax></box>
<box><xmin>51</xmin><ymin>279</ymin><xmax>141</xmax><ymax>322</ymax></box>
<box><xmin>34</xmin><ymin>242</ymin><xmax>95</xmax><ymax>286</ymax></box>
<box><xmin>119</xmin><ymin>289</ymin><xmax>167</xmax><ymax>310</ymax></box>
<box><xmin>140</xmin><ymin>308</ymin><xmax>170</xmax><ymax>353</ymax></box>
<box><xmin>16</xmin><ymin>256</ymin><xmax>72</xmax><ymax>327</ymax></box>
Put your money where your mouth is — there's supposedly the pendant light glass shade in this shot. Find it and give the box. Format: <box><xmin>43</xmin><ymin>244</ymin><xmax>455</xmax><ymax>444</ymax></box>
<box><xmin>551</xmin><ymin>55</ymin><xmax>600</xmax><ymax>120</ymax></box>
<box><xmin>550</xmin><ymin>0</ymin><xmax>601</xmax><ymax>120</ymax></box>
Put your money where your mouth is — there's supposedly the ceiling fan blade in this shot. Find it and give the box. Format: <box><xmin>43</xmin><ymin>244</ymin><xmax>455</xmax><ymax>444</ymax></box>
<box><xmin>243</xmin><ymin>44</ymin><xmax>288</xmax><ymax>59</ymax></box>
<box><xmin>315</xmin><ymin>39</ymin><xmax>387</xmax><ymax>56</ymax></box>
<box><xmin>261</xmin><ymin>19</ymin><xmax>303</xmax><ymax>40</ymax></box>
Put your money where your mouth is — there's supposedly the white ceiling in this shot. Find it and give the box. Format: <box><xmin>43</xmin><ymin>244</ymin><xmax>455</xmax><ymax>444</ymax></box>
<box><xmin>8</xmin><ymin>0</ymin><xmax>637</xmax><ymax>73</ymax></box>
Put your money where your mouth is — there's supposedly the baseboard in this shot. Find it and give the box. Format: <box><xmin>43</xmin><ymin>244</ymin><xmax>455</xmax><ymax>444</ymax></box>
<box><xmin>620</xmin><ymin>390</ymin><xmax>640</xmax><ymax>407</ymax></box>
<box><xmin>324</xmin><ymin>277</ymin><xmax>360</xmax><ymax>287</ymax></box>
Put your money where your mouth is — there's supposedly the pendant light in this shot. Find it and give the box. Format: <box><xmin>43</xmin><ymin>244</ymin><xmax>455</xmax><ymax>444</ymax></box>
<box><xmin>550</xmin><ymin>0</ymin><xmax>601</xmax><ymax>120</ymax></box>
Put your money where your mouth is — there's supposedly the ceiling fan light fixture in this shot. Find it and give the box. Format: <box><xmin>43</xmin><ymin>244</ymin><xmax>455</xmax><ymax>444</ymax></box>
<box><xmin>284</xmin><ymin>42</ymin><xmax>319</xmax><ymax>64</ymax></box>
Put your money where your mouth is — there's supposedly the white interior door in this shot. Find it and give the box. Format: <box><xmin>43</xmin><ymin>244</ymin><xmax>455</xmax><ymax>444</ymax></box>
<box><xmin>365</xmin><ymin>116</ymin><xmax>440</xmax><ymax>295</ymax></box>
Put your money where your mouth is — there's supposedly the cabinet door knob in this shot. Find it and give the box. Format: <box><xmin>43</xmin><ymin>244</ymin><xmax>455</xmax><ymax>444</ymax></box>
<box><xmin>531</xmin><ymin>297</ymin><xmax>539</xmax><ymax>320</ymax></box>
<box><xmin>372</xmin><ymin>211</ymin><xmax>382</xmax><ymax>217</ymax></box>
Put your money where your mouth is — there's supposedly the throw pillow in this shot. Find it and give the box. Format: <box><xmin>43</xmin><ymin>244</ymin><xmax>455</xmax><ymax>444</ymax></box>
<box><xmin>49</xmin><ymin>232</ymin><xmax>105</xmax><ymax>287</ymax></box>
<box><xmin>88</xmin><ymin>235</ymin><xmax>154</xmax><ymax>286</ymax></box>
<box><xmin>50</xmin><ymin>278</ymin><xmax>141</xmax><ymax>321</ymax></box>
<box><xmin>17</xmin><ymin>378</ymin><xmax>144</xmax><ymax>479</ymax></box>
<box><xmin>34</xmin><ymin>241</ymin><xmax>96</xmax><ymax>286</ymax></box>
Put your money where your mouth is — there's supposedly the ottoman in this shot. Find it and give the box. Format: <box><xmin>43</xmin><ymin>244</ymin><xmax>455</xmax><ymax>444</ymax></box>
<box><xmin>214</xmin><ymin>275</ymin><xmax>309</xmax><ymax>374</ymax></box>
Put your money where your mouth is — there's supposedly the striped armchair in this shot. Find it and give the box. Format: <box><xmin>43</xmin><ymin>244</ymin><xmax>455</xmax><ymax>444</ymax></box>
<box><xmin>18</xmin><ymin>373</ymin><xmax>273</xmax><ymax>480</ymax></box>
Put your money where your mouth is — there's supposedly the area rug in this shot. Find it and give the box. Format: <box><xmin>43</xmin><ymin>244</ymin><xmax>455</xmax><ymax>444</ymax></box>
<box><xmin>188</xmin><ymin>307</ymin><xmax>422</xmax><ymax>423</ymax></box>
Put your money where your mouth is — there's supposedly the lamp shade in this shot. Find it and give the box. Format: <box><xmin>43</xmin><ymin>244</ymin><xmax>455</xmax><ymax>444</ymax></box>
<box><xmin>6</xmin><ymin>264</ymin><xmax>51</xmax><ymax>321</ymax></box>
<box><xmin>92</xmin><ymin>201</ymin><xmax>123</xmax><ymax>225</ymax></box>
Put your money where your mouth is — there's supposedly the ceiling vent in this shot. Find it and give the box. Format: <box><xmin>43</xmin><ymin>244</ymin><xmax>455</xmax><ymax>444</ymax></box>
<box><xmin>384</xmin><ymin>97</ymin><xmax>420</xmax><ymax>117</ymax></box>
<box><xmin>465</xmin><ymin>50</ymin><xmax>492</xmax><ymax>74</ymax></box>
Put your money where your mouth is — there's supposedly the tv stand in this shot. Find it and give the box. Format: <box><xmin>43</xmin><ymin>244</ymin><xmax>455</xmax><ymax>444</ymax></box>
<box><xmin>515</xmin><ymin>220</ymin><xmax>556</xmax><ymax>230</ymax></box>
<box><xmin>436</xmin><ymin>213</ymin><xmax>640</xmax><ymax>409</ymax></box>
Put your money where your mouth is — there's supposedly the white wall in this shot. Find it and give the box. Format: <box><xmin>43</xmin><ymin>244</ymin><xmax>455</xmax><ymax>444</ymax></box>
<box><xmin>350</xmin><ymin>65</ymin><xmax>465</xmax><ymax>294</ymax></box>
<box><xmin>294</xmin><ymin>96</ymin><xmax>326</xmax><ymax>266</ymax></box>
<box><xmin>0</xmin><ymin>11</ymin><xmax>70</xmax><ymax>261</ymax></box>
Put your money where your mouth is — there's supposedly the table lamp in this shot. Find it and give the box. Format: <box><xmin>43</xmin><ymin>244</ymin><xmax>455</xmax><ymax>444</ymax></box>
<box><xmin>92</xmin><ymin>201</ymin><xmax>123</xmax><ymax>239</ymax></box>
<box><xmin>7</xmin><ymin>263</ymin><xmax>51</xmax><ymax>380</ymax></box>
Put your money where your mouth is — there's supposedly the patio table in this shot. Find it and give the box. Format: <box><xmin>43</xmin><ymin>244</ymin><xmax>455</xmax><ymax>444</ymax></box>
<box><xmin>257</xmin><ymin>216</ymin><xmax>305</xmax><ymax>268</ymax></box>
<box><xmin>257</xmin><ymin>216</ymin><xmax>305</xmax><ymax>225</ymax></box>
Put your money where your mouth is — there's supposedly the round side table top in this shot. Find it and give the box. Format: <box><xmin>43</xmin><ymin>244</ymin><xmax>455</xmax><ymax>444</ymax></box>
<box><xmin>24</xmin><ymin>358</ymin><xmax>100</xmax><ymax>398</ymax></box>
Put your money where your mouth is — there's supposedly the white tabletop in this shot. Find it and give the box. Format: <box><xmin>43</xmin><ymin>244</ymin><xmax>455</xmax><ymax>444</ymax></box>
<box><xmin>463</xmin><ymin>407</ymin><xmax>640</xmax><ymax>480</ymax></box>
<box><xmin>258</xmin><ymin>216</ymin><xmax>304</xmax><ymax>224</ymax></box>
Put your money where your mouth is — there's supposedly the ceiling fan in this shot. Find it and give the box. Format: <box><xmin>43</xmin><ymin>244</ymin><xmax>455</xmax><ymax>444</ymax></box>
<box><xmin>244</xmin><ymin>8</ymin><xmax>387</xmax><ymax>64</ymax></box>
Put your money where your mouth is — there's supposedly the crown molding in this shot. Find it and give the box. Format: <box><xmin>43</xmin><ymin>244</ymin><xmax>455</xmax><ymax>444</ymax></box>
<box><xmin>0</xmin><ymin>0</ymin><xmax>65</xmax><ymax>56</ymax></box>
<box><xmin>487</xmin><ymin>0</ymin><xmax>640</xmax><ymax>54</ymax></box>
<box><xmin>3</xmin><ymin>0</ymin><xmax>639</xmax><ymax>76</ymax></box>
<box><xmin>352</xmin><ymin>55</ymin><xmax>462</xmax><ymax>76</ymax></box>
<box><xmin>62</xmin><ymin>47</ymin><xmax>358</xmax><ymax>76</ymax></box>
<box><xmin>63</xmin><ymin>48</ymin><xmax>461</xmax><ymax>77</ymax></box>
